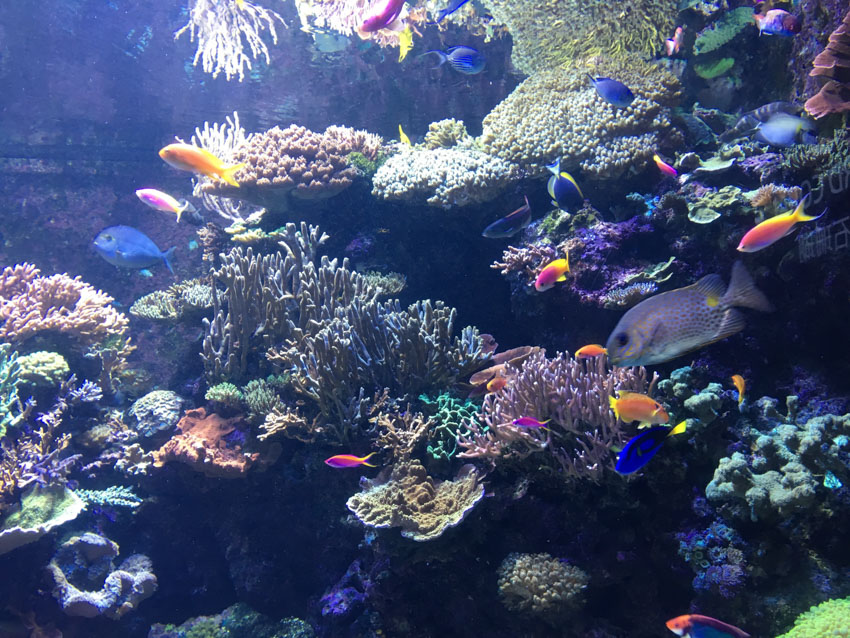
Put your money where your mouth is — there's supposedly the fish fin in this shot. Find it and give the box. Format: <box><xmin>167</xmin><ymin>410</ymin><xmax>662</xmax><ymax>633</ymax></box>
<box><xmin>545</xmin><ymin>158</ymin><xmax>561</xmax><ymax>176</ymax></box>
<box><xmin>361</xmin><ymin>452</ymin><xmax>378</xmax><ymax>467</ymax></box>
<box><xmin>693</xmin><ymin>274</ymin><xmax>727</xmax><ymax>301</ymax></box>
<box><xmin>220</xmin><ymin>163</ymin><xmax>245</xmax><ymax>188</ymax></box>
<box><xmin>547</xmin><ymin>176</ymin><xmax>556</xmax><ymax>200</ymax></box>
<box><xmin>637</xmin><ymin>422</ymin><xmax>652</xmax><ymax>429</ymax></box>
<box><xmin>722</xmin><ymin>261</ymin><xmax>773</xmax><ymax>312</ymax></box>
<box><xmin>792</xmin><ymin>194</ymin><xmax>824</xmax><ymax>222</ymax></box>
<box><xmin>586</xmin><ymin>73</ymin><xmax>596</xmax><ymax>86</ymax></box>
<box><xmin>714</xmin><ymin>308</ymin><xmax>746</xmax><ymax>343</ymax></box>
<box><xmin>669</xmin><ymin>420</ymin><xmax>688</xmax><ymax>436</ymax></box>
<box><xmin>608</xmin><ymin>395</ymin><xmax>620</xmax><ymax>420</ymax></box>
<box><xmin>556</xmin><ymin>274</ymin><xmax>567</xmax><ymax>282</ymax></box>
<box><xmin>162</xmin><ymin>246</ymin><xmax>176</xmax><ymax>274</ymax></box>
<box><xmin>561</xmin><ymin>172</ymin><xmax>584</xmax><ymax>199</ymax></box>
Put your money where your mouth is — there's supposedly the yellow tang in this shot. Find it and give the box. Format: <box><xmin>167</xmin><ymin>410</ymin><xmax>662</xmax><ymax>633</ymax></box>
<box><xmin>398</xmin><ymin>27</ymin><xmax>413</xmax><ymax>62</ymax></box>
<box><xmin>398</xmin><ymin>124</ymin><xmax>412</xmax><ymax>147</ymax></box>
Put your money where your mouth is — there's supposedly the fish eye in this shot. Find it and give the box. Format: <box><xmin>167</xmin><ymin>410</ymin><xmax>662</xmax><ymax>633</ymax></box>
<box><xmin>615</xmin><ymin>333</ymin><xmax>629</xmax><ymax>347</ymax></box>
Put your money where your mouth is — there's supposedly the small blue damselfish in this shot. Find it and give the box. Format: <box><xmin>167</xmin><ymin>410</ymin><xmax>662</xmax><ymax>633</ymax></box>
<box><xmin>93</xmin><ymin>225</ymin><xmax>175</xmax><ymax>273</ymax></box>
<box><xmin>587</xmin><ymin>74</ymin><xmax>636</xmax><ymax>108</ymax></box>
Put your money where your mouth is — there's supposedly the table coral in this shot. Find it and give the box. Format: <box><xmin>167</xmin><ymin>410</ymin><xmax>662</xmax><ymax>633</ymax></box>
<box><xmin>0</xmin><ymin>484</ymin><xmax>85</xmax><ymax>555</ymax></box>
<box><xmin>47</xmin><ymin>532</ymin><xmax>157</xmax><ymax>619</ymax></box>
<box><xmin>805</xmin><ymin>9</ymin><xmax>850</xmax><ymax>118</ymax></box>
<box><xmin>497</xmin><ymin>552</ymin><xmax>588</xmax><ymax>618</ymax></box>
<box><xmin>480</xmin><ymin>56</ymin><xmax>681</xmax><ymax>177</ymax></box>
<box><xmin>152</xmin><ymin>407</ymin><xmax>261</xmax><ymax>478</ymax></box>
<box><xmin>371</xmin><ymin>146</ymin><xmax>522</xmax><ymax>208</ymax></box>
<box><xmin>477</xmin><ymin>0</ymin><xmax>675</xmax><ymax>74</ymax></box>
<box><xmin>346</xmin><ymin>459</ymin><xmax>484</xmax><ymax>542</ymax></box>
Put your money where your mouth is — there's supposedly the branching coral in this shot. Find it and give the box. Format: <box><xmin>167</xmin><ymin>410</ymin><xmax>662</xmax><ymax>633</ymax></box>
<box><xmin>174</xmin><ymin>0</ymin><xmax>287</xmax><ymax>81</ymax></box>
<box><xmin>478</xmin><ymin>0</ymin><xmax>675</xmax><ymax>74</ymax></box>
<box><xmin>346</xmin><ymin>459</ymin><xmax>484</xmax><ymax>541</ymax></box>
<box><xmin>480</xmin><ymin>56</ymin><xmax>681</xmax><ymax>178</ymax></box>
<box><xmin>497</xmin><ymin>553</ymin><xmax>588</xmax><ymax>618</ymax></box>
<box><xmin>491</xmin><ymin>242</ymin><xmax>559</xmax><ymax>287</ymax></box>
<box><xmin>0</xmin><ymin>264</ymin><xmax>128</xmax><ymax>346</ymax></box>
<box><xmin>371</xmin><ymin>147</ymin><xmax>522</xmax><ymax>208</ymax></box>
<box><xmin>370</xmin><ymin>407</ymin><xmax>432</xmax><ymax>461</ymax></box>
<box><xmin>203</xmin><ymin>124</ymin><xmax>383</xmax><ymax>206</ymax></box>
<box><xmin>458</xmin><ymin>350</ymin><xmax>653</xmax><ymax>481</ymax></box>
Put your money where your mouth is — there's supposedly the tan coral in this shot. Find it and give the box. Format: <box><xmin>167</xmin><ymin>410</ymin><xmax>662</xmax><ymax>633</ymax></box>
<box><xmin>346</xmin><ymin>459</ymin><xmax>484</xmax><ymax>541</ymax></box>
<box><xmin>423</xmin><ymin>119</ymin><xmax>470</xmax><ymax>149</ymax></box>
<box><xmin>497</xmin><ymin>552</ymin><xmax>589</xmax><ymax>618</ymax></box>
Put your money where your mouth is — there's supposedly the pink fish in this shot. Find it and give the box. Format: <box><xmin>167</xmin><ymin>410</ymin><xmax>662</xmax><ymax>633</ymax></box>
<box><xmin>754</xmin><ymin>9</ymin><xmax>800</xmax><ymax>36</ymax></box>
<box><xmin>512</xmin><ymin>417</ymin><xmax>550</xmax><ymax>429</ymax></box>
<box><xmin>325</xmin><ymin>452</ymin><xmax>377</xmax><ymax>468</ymax></box>
<box><xmin>653</xmin><ymin>154</ymin><xmax>678</xmax><ymax>178</ymax></box>
<box><xmin>534</xmin><ymin>249</ymin><xmax>570</xmax><ymax>292</ymax></box>
<box><xmin>135</xmin><ymin>189</ymin><xmax>195</xmax><ymax>223</ymax></box>
<box><xmin>359</xmin><ymin>0</ymin><xmax>405</xmax><ymax>33</ymax></box>
<box><xmin>665</xmin><ymin>26</ymin><xmax>683</xmax><ymax>56</ymax></box>
<box><xmin>737</xmin><ymin>195</ymin><xmax>823</xmax><ymax>252</ymax></box>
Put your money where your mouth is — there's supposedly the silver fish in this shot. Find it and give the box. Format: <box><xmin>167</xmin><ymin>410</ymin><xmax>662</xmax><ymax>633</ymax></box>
<box><xmin>605</xmin><ymin>262</ymin><xmax>772</xmax><ymax>366</ymax></box>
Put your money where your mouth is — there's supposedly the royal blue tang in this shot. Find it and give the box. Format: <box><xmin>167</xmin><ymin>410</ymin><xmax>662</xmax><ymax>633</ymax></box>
<box><xmin>433</xmin><ymin>0</ymin><xmax>471</xmax><ymax>23</ymax></box>
<box><xmin>587</xmin><ymin>74</ymin><xmax>635</xmax><ymax>108</ymax></box>
<box><xmin>93</xmin><ymin>225</ymin><xmax>175</xmax><ymax>273</ymax></box>
<box><xmin>425</xmin><ymin>46</ymin><xmax>485</xmax><ymax>74</ymax></box>
<box><xmin>546</xmin><ymin>159</ymin><xmax>584</xmax><ymax>212</ymax></box>
<box><xmin>615</xmin><ymin>422</ymin><xmax>686</xmax><ymax>474</ymax></box>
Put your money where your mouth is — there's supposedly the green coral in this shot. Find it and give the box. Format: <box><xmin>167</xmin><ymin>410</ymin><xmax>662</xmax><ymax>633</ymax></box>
<box><xmin>16</xmin><ymin>351</ymin><xmax>69</xmax><ymax>388</ymax></box>
<box><xmin>361</xmin><ymin>271</ymin><xmax>407</xmax><ymax>298</ymax></box>
<box><xmin>777</xmin><ymin>597</ymin><xmax>850</xmax><ymax>637</ymax></box>
<box><xmin>205</xmin><ymin>382</ymin><xmax>243</xmax><ymax>406</ymax></box>
<box><xmin>76</xmin><ymin>486</ymin><xmax>142</xmax><ymax>510</ymax></box>
<box><xmin>693</xmin><ymin>7</ymin><xmax>753</xmax><ymax>55</ymax></box>
<box><xmin>346</xmin><ymin>151</ymin><xmax>386</xmax><ymax>179</ymax></box>
<box><xmin>694</xmin><ymin>57</ymin><xmax>735</xmax><ymax>79</ymax></box>
<box><xmin>243</xmin><ymin>378</ymin><xmax>283</xmax><ymax>424</ymax></box>
<box><xmin>3</xmin><ymin>485</ymin><xmax>83</xmax><ymax>531</ymax></box>
<box><xmin>420</xmin><ymin>393</ymin><xmax>481</xmax><ymax>461</ymax></box>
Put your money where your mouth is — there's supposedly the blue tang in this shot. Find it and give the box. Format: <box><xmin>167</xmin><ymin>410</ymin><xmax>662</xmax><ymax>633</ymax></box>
<box><xmin>587</xmin><ymin>74</ymin><xmax>635</xmax><ymax>108</ymax></box>
<box><xmin>425</xmin><ymin>46</ymin><xmax>485</xmax><ymax>74</ymax></box>
<box><xmin>433</xmin><ymin>0</ymin><xmax>471</xmax><ymax>23</ymax></box>
<box><xmin>755</xmin><ymin>113</ymin><xmax>817</xmax><ymax>147</ymax></box>
<box><xmin>615</xmin><ymin>421</ymin><xmax>687</xmax><ymax>474</ymax></box>
<box><xmin>546</xmin><ymin>159</ymin><xmax>584</xmax><ymax>211</ymax></box>
<box><xmin>93</xmin><ymin>225</ymin><xmax>175</xmax><ymax>273</ymax></box>
<box><xmin>482</xmin><ymin>196</ymin><xmax>532</xmax><ymax>238</ymax></box>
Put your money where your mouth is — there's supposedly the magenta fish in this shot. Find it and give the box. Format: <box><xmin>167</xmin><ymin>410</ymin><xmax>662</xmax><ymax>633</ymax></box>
<box><xmin>359</xmin><ymin>0</ymin><xmax>405</xmax><ymax>32</ymax></box>
<box><xmin>512</xmin><ymin>417</ymin><xmax>550</xmax><ymax>429</ymax></box>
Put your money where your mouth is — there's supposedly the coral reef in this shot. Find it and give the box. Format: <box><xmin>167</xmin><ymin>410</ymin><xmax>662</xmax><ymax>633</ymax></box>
<box><xmin>776</xmin><ymin>596</ymin><xmax>850</xmax><ymax>637</ymax></box>
<box><xmin>346</xmin><ymin>459</ymin><xmax>484</xmax><ymax>541</ymax></box>
<box><xmin>47</xmin><ymin>532</ymin><xmax>157</xmax><ymax>618</ymax></box>
<box><xmin>420</xmin><ymin>393</ymin><xmax>481</xmax><ymax>461</ymax></box>
<box><xmin>480</xmin><ymin>56</ymin><xmax>681</xmax><ymax>177</ymax></box>
<box><xmin>15</xmin><ymin>351</ymin><xmax>69</xmax><ymax>388</ymax></box>
<box><xmin>805</xmin><ymin>9</ymin><xmax>850</xmax><ymax>119</ymax></box>
<box><xmin>497</xmin><ymin>552</ymin><xmax>588</xmax><ymax>618</ymax></box>
<box><xmin>371</xmin><ymin>146</ymin><xmax>522</xmax><ymax>208</ymax></box>
<box><xmin>423</xmin><ymin>119</ymin><xmax>470</xmax><ymax>149</ymax></box>
<box><xmin>129</xmin><ymin>278</ymin><xmax>214</xmax><ymax>321</ymax></box>
<box><xmin>149</xmin><ymin>603</ymin><xmax>314</xmax><ymax>638</ymax></box>
<box><xmin>0</xmin><ymin>484</ymin><xmax>84</xmax><ymax>555</ymax></box>
<box><xmin>127</xmin><ymin>390</ymin><xmax>185</xmax><ymax>438</ymax></box>
<box><xmin>676</xmin><ymin>521</ymin><xmax>748</xmax><ymax>598</ymax></box>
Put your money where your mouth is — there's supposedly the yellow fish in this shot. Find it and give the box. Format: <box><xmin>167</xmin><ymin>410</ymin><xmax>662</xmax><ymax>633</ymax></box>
<box><xmin>398</xmin><ymin>124</ymin><xmax>412</xmax><ymax>147</ymax></box>
<box><xmin>159</xmin><ymin>143</ymin><xmax>245</xmax><ymax>188</ymax></box>
<box><xmin>731</xmin><ymin>374</ymin><xmax>745</xmax><ymax>406</ymax></box>
<box><xmin>398</xmin><ymin>27</ymin><xmax>413</xmax><ymax>62</ymax></box>
<box><xmin>236</xmin><ymin>0</ymin><xmax>245</xmax><ymax>8</ymax></box>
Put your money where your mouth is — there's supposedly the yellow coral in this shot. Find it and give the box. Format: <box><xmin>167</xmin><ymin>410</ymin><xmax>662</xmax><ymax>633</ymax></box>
<box><xmin>16</xmin><ymin>351</ymin><xmax>69</xmax><ymax>388</ymax></box>
<box><xmin>777</xmin><ymin>597</ymin><xmax>850</xmax><ymax>637</ymax></box>
<box><xmin>497</xmin><ymin>552</ymin><xmax>588</xmax><ymax>618</ymax></box>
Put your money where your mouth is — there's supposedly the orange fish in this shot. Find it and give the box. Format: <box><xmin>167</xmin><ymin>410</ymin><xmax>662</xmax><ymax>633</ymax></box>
<box><xmin>534</xmin><ymin>248</ymin><xmax>570</xmax><ymax>292</ymax></box>
<box><xmin>487</xmin><ymin>376</ymin><xmax>508</xmax><ymax>393</ymax></box>
<box><xmin>737</xmin><ymin>194</ymin><xmax>824</xmax><ymax>252</ymax></box>
<box><xmin>325</xmin><ymin>452</ymin><xmax>377</xmax><ymax>468</ymax></box>
<box><xmin>653</xmin><ymin>154</ymin><xmax>678</xmax><ymax>177</ymax></box>
<box><xmin>731</xmin><ymin>374</ymin><xmax>745</xmax><ymax>406</ymax></box>
<box><xmin>575</xmin><ymin>344</ymin><xmax>607</xmax><ymax>359</ymax></box>
<box><xmin>159</xmin><ymin>143</ymin><xmax>245</xmax><ymax>188</ymax></box>
<box><xmin>608</xmin><ymin>391</ymin><xmax>669</xmax><ymax>428</ymax></box>
<box><xmin>665</xmin><ymin>26</ymin><xmax>684</xmax><ymax>56</ymax></box>
<box><xmin>666</xmin><ymin>614</ymin><xmax>750</xmax><ymax>638</ymax></box>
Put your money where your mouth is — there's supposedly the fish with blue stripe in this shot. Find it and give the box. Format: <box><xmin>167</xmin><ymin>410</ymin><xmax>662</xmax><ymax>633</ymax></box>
<box><xmin>424</xmin><ymin>46</ymin><xmax>485</xmax><ymax>74</ymax></box>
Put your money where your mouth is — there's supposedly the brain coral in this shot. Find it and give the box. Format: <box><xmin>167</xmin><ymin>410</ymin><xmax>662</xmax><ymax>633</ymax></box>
<box><xmin>346</xmin><ymin>459</ymin><xmax>484</xmax><ymax>541</ymax></box>
<box><xmin>497</xmin><ymin>552</ymin><xmax>589</xmax><ymax>618</ymax></box>
<box><xmin>478</xmin><ymin>0</ymin><xmax>676</xmax><ymax>74</ymax></box>
<box><xmin>371</xmin><ymin>146</ymin><xmax>522</xmax><ymax>208</ymax></box>
<box><xmin>777</xmin><ymin>596</ymin><xmax>850</xmax><ymax>637</ymax></box>
<box><xmin>480</xmin><ymin>55</ymin><xmax>681</xmax><ymax>178</ymax></box>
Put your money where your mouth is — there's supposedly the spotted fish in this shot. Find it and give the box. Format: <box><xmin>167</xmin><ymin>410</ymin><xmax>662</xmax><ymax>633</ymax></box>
<box><xmin>606</xmin><ymin>262</ymin><xmax>773</xmax><ymax>367</ymax></box>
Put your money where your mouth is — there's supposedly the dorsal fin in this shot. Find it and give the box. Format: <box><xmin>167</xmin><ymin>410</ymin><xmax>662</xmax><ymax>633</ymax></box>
<box><xmin>693</xmin><ymin>274</ymin><xmax>726</xmax><ymax>301</ymax></box>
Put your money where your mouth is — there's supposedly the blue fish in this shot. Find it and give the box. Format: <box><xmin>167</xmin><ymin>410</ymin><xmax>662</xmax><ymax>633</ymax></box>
<box><xmin>425</xmin><ymin>46</ymin><xmax>485</xmax><ymax>74</ymax></box>
<box><xmin>587</xmin><ymin>75</ymin><xmax>635</xmax><ymax>108</ymax></box>
<box><xmin>546</xmin><ymin>159</ymin><xmax>584</xmax><ymax>212</ymax></box>
<box><xmin>433</xmin><ymin>0</ymin><xmax>471</xmax><ymax>23</ymax></box>
<box><xmin>755</xmin><ymin>113</ymin><xmax>817</xmax><ymax>147</ymax></box>
<box><xmin>615</xmin><ymin>421</ymin><xmax>687</xmax><ymax>475</ymax></box>
<box><xmin>482</xmin><ymin>196</ymin><xmax>532</xmax><ymax>238</ymax></box>
<box><xmin>93</xmin><ymin>225</ymin><xmax>175</xmax><ymax>273</ymax></box>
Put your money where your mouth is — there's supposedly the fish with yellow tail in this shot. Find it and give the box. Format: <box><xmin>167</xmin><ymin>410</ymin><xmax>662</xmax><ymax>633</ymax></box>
<box><xmin>615</xmin><ymin>420</ymin><xmax>687</xmax><ymax>474</ymax></box>
<box><xmin>606</xmin><ymin>262</ymin><xmax>773</xmax><ymax>367</ymax></box>
<box><xmin>608</xmin><ymin>391</ymin><xmax>669</xmax><ymax>428</ymax></box>
<box><xmin>325</xmin><ymin>452</ymin><xmax>378</xmax><ymax>468</ymax></box>
<box><xmin>731</xmin><ymin>374</ymin><xmax>745</xmax><ymax>407</ymax></box>
<box><xmin>534</xmin><ymin>248</ymin><xmax>569</xmax><ymax>292</ymax></box>
<box><xmin>398</xmin><ymin>124</ymin><xmax>412</xmax><ymax>147</ymax></box>
<box><xmin>135</xmin><ymin>189</ymin><xmax>196</xmax><ymax>223</ymax></box>
<box><xmin>398</xmin><ymin>26</ymin><xmax>413</xmax><ymax>62</ymax></box>
<box><xmin>737</xmin><ymin>194</ymin><xmax>824</xmax><ymax>252</ymax></box>
<box><xmin>159</xmin><ymin>143</ymin><xmax>245</xmax><ymax>187</ymax></box>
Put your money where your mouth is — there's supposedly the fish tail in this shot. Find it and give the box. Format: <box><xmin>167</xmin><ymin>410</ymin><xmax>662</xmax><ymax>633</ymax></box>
<box><xmin>162</xmin><ymin>246</ymin><xmax>176</xmax><ymax>274</ymax></box>
<box><xmin>219</xmin><ymin>163</ymin><xmax>246</xmax><ymax>188</ymax></box>
<box><xmin>361</xmin><ymin>452</ymin><xmax>378</xmax><ymax>466</ymax></box>
<box><xmin>586</xmin><ymin>73</ymin><xmax>595</xmax><ymax>85</ymax></box>
<box><xmin>669</xmin><ymin>420</ymin><xmax>688</xmax><ymax>436</ymax></box>
<box><xmin>792</xmin><ymin>194</ymin><xmax>824</xmax><ymax>222</ymax></box>
<box><xmin>423</xmin><ymin>50</ymin><xmax>447</xmax><ymax>68</ymax></box>
<box><xmin>723</xmin><ymin>261</ymin><xmax>773</xmax><ymax>312</ymax></box>
<box><xmin>176</xmin><ymin>200</ymin><xmax>190</xmax><ymax>223</ymax></box>
<box><xmin>608</xmin><ymin>395</ymin><xmax>619</xmax><ymax>420</ymax></box>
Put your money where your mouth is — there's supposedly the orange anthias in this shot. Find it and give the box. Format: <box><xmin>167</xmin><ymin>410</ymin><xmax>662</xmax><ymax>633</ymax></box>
<box><xmin>575</xmin><ymin>344</ymin><xmax>607</xmax><ymax>359</ymax></box>
<box><xmin>158</xmin><ymin>143</ymin><xmax>245</xmax><ymax>188</ymax></box>
<box><xmin>608</xmin><ymin>391</ymin><xmax>669</xmax><ymax>428</ymax></box>
<box><xmin>486</xmin><ymin>376</ymin><xmax>508</xmax><ymax>393</ymax></box>
<box><xmin>731</xmin><ymin>374</ymin><xmax>745</xmax><ymax>406</ymax></box>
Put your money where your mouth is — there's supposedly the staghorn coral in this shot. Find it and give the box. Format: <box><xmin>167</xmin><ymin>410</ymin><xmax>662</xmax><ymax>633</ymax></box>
<box><xmin>259</xmin><ymin>405</ymin><xmax>325</xmax><ymax>443</ymax></box>
<box><xmin>370</xmin><ymin>407</ymin><xmax>432</xmax><ymax>461</ymax></box>
<box><xmin>346</xmin><ymin>459</ymin><xmax>484</xmax><ymax>542</ymax></box>
<box><xmin>371</xmin><ymin>147</ymin><xmax>522</xmax><ymax>209</ymax></box>
<box><xmin>152</xmin><ymin>407</ymin><xmax>262</xmax><ymax>478</ymax></box>
<box><xmin>48</xmin><ymin>532</ymin><xmax>157</xmax><ymax>618</ymax></box>
<box><xmin>480</xmin><ymin>56</ymin><xmax>681</xmax><ymax>178</ymax></box>
<box><xmin>203</xmin><ymin>124</ymin><xmax>383</xmax><ymax>206</ymax></box>
<box><xmin>491</xmin><ymin>242</ymin><xmax>559</xmax><ymax>287</ymax></box>
<box><xmin>478</xmin><ymin>0</ymin><xmax>675</xmax><ymax>74</ymax></box>
<box><xmin>361</xmin><ymin>270</ymin><xmax>407</xmax><ymax>298</ymax></box>
<box><xmin>497</xmin><ymin>553</ymin><xmax>588</xmax><ymax>618</ymax></box>
<box><xmin>805</xmin><ymin>9</ymin><xmax>850</xmax><ymax>119</ymax></box>
<box><xmin>0</xmin><ymin>264</ymin><xmax>128</xmax><ymax>346</ymax></box>
<box><xmin>293</xmin><ymin>0</ymin><xmax>409</xmax><ymax>49</ymax></box>
<box><xmin>458</xmin><ymin>349</ymin><xmax>653</xmax><ymax>481</ymax></box>
<box><xmin>423</xmin><ymin>119</ymin><xmax>470</xmax><ymax>149</ymax></box>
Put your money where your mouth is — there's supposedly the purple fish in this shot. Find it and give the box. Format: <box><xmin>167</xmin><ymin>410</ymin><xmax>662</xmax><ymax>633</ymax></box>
<box><xmin>512</xmin><ymin>417</ymin><xmax>550</xmax><ymax>428</ymax></box>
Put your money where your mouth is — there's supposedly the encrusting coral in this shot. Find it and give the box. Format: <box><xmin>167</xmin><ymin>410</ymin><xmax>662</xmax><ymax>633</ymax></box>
<box><xmin>479</xmin><ymin>55</ymin><xmax>681</xmax><ymax>178</ymax></box>
<box><xmin>776</xmin><ymin>596</ymin><xmax>850</xmax><ymax>637</ymax></box>
<box><xmin>497</xmin><ymin>552</ymin><xmax>588</xmax><ymax>618</ymax></box>
<box><xmin>346</xmin><ymin>459</ymin><xmax>484</xmax><ymax>542</ymax></box>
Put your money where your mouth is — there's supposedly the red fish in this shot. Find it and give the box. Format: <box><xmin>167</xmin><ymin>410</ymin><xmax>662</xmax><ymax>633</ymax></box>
<box><xmin>325</xmin><ymin>452</ymin><xmax>377</xmax><ymax>468</ymax></box>
<box><xmin>666</xmin><ymin>614</ymin><xmax>750</xmax><ymax>638</ymax></box>
<box><xmin>359</xmin><ymin>0</ymin><xmax>405</xmax><ymax>32</ymax></box>
<box><xmin>512</xmin><ymin>417</ymin><xmax>550</xmax><ymax>428</ymax></box>
<box><xmin>653</xmin><ymin>154</ymin><xmax>678</xmax><ymax>177</ymax></box>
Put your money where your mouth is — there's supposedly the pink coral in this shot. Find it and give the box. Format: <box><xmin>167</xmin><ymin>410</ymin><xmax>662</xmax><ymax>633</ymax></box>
<box><xmin>805</xmin><ymin>9</ymin><xmax>850</xmax><ymax>118</ymax></box>
<box><xmin>0</xmin><ymin>264</ymin><xmax>128</xmax><ymax>345</ymax></box>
